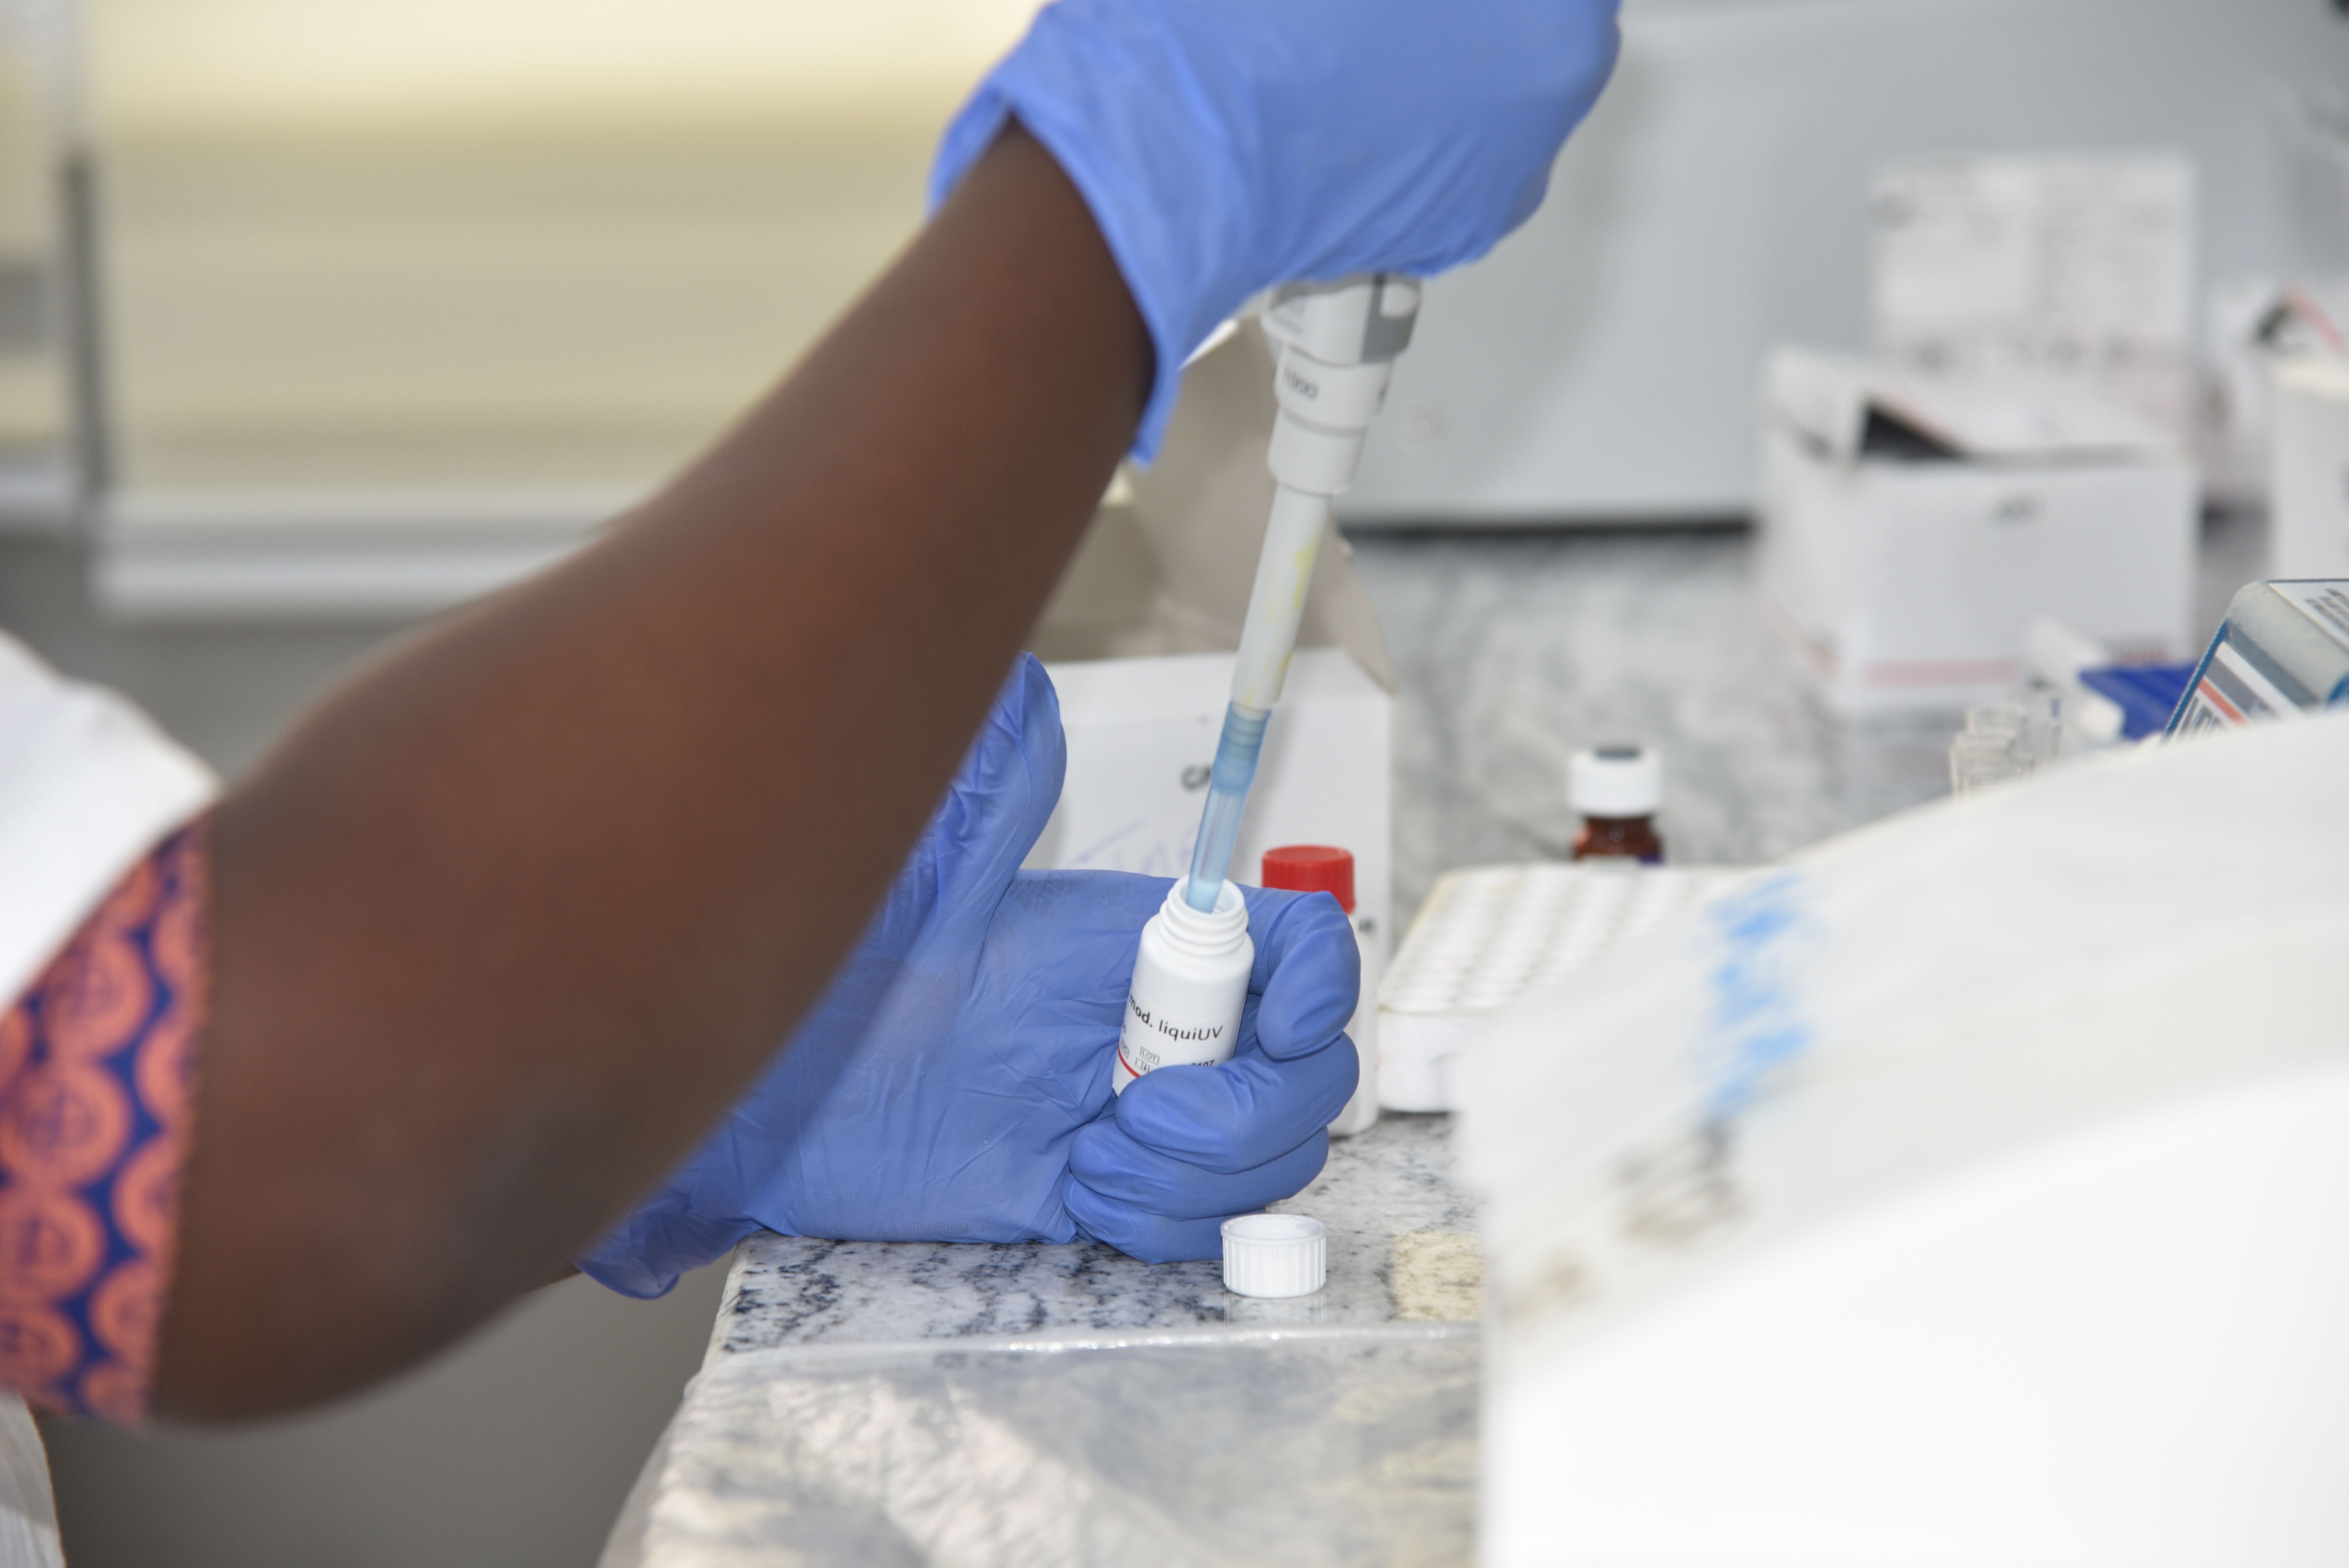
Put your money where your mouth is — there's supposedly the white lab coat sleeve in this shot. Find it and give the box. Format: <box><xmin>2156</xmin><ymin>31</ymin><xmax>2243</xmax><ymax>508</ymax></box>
<box><xmin>0</xmin><ymin>633</ymin><xmax>211</xmax><ymax>1567</ymax></box>
<box><xmin>0</xmin><ymin>628</ymin><xmax>217</xmax><ymax>1014</ymax></box>
<box><xmin>0</xmin><ymin>1397</ymin><xmax>60</xmax><ymax>1568</ymax></box>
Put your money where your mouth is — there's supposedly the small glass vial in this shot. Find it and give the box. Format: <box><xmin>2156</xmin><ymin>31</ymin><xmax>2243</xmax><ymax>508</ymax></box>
<box><xmin>1261</xmin><ymin>845</ymin><xmax>1378</xmax><ymax>1137</ymax></box>
<box><xmin>1569</xmin><ymin>745</ymin><xmax>1665</xmax><ymax>863</ymax></box>
<box><xmin>1115</xmin><ymin>877</ymin><xmax>1253</xmax><ymax>1093</ymax></box>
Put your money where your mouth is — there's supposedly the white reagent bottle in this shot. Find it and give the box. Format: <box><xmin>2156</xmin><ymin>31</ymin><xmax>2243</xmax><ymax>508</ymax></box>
<box><xmin>1114</xmin><ymin>878</ymin><xmax>1254</xmax><ymax>1093</ymax></box>
<box><xmin>1260</xmin><ymin>844</ymin><xmax>1379</xmax><ymax>1137</ymax></box>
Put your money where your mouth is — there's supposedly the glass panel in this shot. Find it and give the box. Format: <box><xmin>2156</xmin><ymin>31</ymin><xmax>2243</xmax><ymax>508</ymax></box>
<box><xmin>0</xmin><ymin>2</ymin><xmax>70</xmax><ymax>518</ymax></box>
<box><xmin>86</xmin><ymin>0</ymin><xmax>1041</xmax><ymax>496</ymax></box>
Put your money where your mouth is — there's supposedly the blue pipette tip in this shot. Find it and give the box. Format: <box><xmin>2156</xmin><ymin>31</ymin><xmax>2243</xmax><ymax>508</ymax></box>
<box><xmin>1186</xmin><ymin>704</ymin><xmax>1271</xmax><ymax>907</ymax></box>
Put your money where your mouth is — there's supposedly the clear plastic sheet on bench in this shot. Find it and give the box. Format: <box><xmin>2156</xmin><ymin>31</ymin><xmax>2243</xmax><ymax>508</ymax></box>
<box><xmin>604</xmin><ymin>1325</ymin><xmax>1479</xmax><ymax>1568</ymax></box>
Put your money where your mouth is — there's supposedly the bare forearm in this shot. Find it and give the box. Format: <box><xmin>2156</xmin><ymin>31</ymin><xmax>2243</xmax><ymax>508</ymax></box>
<box><xmin>157</xmin><ymin>125</ymin><xmax>1149</xmax><ymax>1419</ymax></box>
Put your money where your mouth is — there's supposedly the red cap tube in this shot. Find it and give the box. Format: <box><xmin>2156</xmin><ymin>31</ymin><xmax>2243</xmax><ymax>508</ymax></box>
<box><xmin>1260</xmin><ymin>845</ymin><xmax>1355</xmax><ymax>913</ymax></box>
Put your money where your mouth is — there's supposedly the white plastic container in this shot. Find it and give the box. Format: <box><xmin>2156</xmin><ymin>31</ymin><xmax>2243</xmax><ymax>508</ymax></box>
<box><xmin>1756</xmin><ymin>347</ymin><xmax>2198</xmax><ymax>713</ymax></box>
<box><xmin>1332</xmin><ymin>918</ymin><xmax>1381</xmax><ymax>1137</ymax></box>
<box><xmin>1220</xmin><ymin>1213</ymin><xmax>1329</xmax><ymax>1299</ymax></box>
<box><xmin>1378</xmin><ymin>864</ymin><xmax>1749</xmax><ymax>1112</ymax></box>
<box><xmin>2272</xmin><ymin>357</ymin><xmax>2349</xmax><ymax>580</ymax></box>
<box><xmin>1260</xmin><ymin>845</ymin><xmax>1379</xmax><ymax>1137</ymax></box>
<box><xmin>1114</xmin><ymin>878</ymin><xmax>1254</xmax><ymax>1093</ymax></box>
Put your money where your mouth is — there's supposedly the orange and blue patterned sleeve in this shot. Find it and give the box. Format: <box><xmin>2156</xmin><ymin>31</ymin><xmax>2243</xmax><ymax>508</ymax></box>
<box><xmin>0</xmin><ymin>820</ymin><xmax>206</xmax><ymax>1424</ymax></box>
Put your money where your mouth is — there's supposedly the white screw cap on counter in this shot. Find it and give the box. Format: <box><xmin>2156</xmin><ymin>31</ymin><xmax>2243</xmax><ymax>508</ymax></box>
<box><xmin>1568</xmin><ymin>744</ymin><xmax>1663</xmax><ymax>817</ymax></box>
<box><xmin>1221</xmin><ymin>1213</ymin><xmax>1327</xmax><ymax>1298</ymax></box>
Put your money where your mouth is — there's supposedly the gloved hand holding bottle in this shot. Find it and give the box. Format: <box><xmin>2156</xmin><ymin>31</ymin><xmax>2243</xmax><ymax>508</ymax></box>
<box><xmin>932</xmin><ymin>0</ymin><xmax>1624</xmax><ymax>454</ymax></box>
<box><xmin>579</xmin><ymin>656</ymin><xmax>1361</xmax><ymax>1298</ymax></box>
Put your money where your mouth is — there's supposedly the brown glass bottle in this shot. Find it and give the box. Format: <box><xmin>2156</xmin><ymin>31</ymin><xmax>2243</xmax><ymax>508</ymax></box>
<box><xmin>1572</xmin><ymin>814</ymin><xmax>1664</xmax><ymax>863</ymax></box>
<box><xmin>1568</xmin><ymin>744</ymin><xmax>1665</xmax><ymax>864</ymax></box>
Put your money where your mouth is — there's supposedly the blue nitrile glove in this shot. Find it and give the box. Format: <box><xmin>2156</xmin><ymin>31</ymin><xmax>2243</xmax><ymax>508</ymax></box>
<box><xmin>930</xmin><ymin>0</ymin><xmax>1622</xmax><ymax>454</ymax></box>
<box><xmin>578</xmin><ymin>655</ymin><xmax>1360</xmax><ymax>1297</ymax></box>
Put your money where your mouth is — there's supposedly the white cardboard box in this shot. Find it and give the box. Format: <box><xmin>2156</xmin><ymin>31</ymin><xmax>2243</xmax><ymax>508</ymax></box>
<box><xmin>1024</xmin><ymin>321</ymin><xmax>1396</xmax><ymax>962</ymax></box>
<box><xmin>2272</xmin><ymin>357</ymin><xmax>2349</xmax><ymax>581</ymax></box>
<box><xmin>1757</xmin><ymin>348</ymin><xmax>2198</xmax><ymax>713</ymax></box>
<box><xmin>1870</xmin><ymin>153</ymin><xmax>2196</xmax><ymax>442</ymax></box>
<box><xmin>1030</xmin><ymin>647</ymin><xmax>1391</xmax><ymax>958</ymax></box>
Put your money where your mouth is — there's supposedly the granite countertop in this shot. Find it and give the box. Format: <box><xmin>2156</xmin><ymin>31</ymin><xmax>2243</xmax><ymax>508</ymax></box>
<box><xmin>703</xmin><ymin>1111</ymin><xmax>1479</xmax><ymax>1366</ymax></box>
<box><xmin>604</xmin><ymin>1116</ymin><xmax>1484</xmax><ymax>1568</ymax></box>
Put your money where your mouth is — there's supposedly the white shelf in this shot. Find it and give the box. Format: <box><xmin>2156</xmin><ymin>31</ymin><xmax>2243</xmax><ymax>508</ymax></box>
<box><xmin>90</xmin><ymin>486</ymin><xmax>638</xmax><ymax>622</ymax></box>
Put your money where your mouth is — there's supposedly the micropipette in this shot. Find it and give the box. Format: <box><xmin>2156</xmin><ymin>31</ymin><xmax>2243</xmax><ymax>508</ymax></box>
<box><xmin>1182</xmin><ymin>274</ymin><xmax>1420</xmax><ymax>911</ymax></box>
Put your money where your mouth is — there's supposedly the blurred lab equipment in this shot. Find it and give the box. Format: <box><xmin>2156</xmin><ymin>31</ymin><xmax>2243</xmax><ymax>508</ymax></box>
<box><xmin>2018</xmin><ymin>614</ymin><xmax>2122</xmax><ymax>733</ymax></box>
<box><xmin>2169</xmin><ymin>577</ymin><xmax>2349</xmax><ymax>737</ymax></box>
<box><xmin>1940</xmin><ymin>636</ymin><xmax>2196</xmax><ymax>796</ymax></box>
<box><xmin>1946</xmin><ymin>691</ymin><xmax>2063</xmax><ymax>796</ymax></box>
<box><xmin>1566</xmin><ymin>744</ymin><xmax>1662</xmax><ymax>862</ymax></box>
<box><xmin>580</xmin><ymin>657</ymin><xmax>1361</xmax><ymax>1292</ymax></box>
<box><xmin>2233</xmin><ymin>89</ymin><xmax>2349</xmax><ymax>525</ymax></box>
<box><xmin>2213</xmin><ymin>95</ymin><xmax>2349</xmax><ymax>538</ymax></box>
<box><xmin>1375</xmin><ymin>865</ymin><xmax>1745</xmax><ymax>1114</ymax></box>
<box><xmin>1942</xmin><ymin>617</ymin><xmax>2202</xmax><ymax>793</ymax></box>
<box><xmin>2077</xmin><ymin>663</ymin><xmax>2194</xmax><ymax>741</ymax></box>
<box><xmin>2272</xmin><ymin>358</ymin><xmax>2349</xmax><ymax>579</ymax></box>
<box><xmin>1183</xmin><ymin>276</ymin><xmax>1418</xmax><ymax>909</ymax></box>
<box><xmin>1342</xmin><ymin>0</ymin><xmax>2345</xmax><ymax>525</ymax></box>
<box><xmin>2201</xmin><ymin>278</ymin><xmax>2347</xmax><ymax>509</ymax></box>
<box><xmin>1262</xmin><ymin>844</ymin><xmax>1378</xmax><ymax>1137</ymax></box>
<box><xmin>1462</xmin><ymin>711</ymin><xmax>2349</xmax><ymax>1566</ymax></box>
<box><xmin>2022</xmin><ymin>616</ymin><xmax>2196</xmax><ymax>750</ymax></box>
<box><xmin>1872</xmin><ymin>152</ymin><xmax>2196</xmax><ymax>442</ymax></box>
<box><xmin>2277</xmin><ymin>86</ymin><xmax>2349</xmax><ymax>282</ymax></box>
<box><xmin>1758</xmin><ymin>348</ymin><xmax>2197</xmax><ymax>713</ymax></box>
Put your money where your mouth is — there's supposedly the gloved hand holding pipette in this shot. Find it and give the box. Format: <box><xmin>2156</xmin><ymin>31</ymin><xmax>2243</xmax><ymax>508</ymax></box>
<box><xmin>1110</xmin><ymin>277</ymin><xmax>1421</xmax><ymax>1096</ymax></box>
<box><xmin>932</xmin><ymin>0</ymin><xmax>1622</xmax><ymax>456</ymax></box>
<box><xmin>579</xmin><ymin>657</ymin><xmax>1361</xmax><ymax>1293</ymax></box>
<box><xmin>934</xmin><ymin>0</ymin><xmax>1618</xmax><ymax>1069</ymax></box>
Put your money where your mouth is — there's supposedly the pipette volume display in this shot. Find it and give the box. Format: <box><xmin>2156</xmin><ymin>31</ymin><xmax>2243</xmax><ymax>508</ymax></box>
<box><xmin>1179</xmin><ymin>274</ymin><xmax>1420</xmax><ymax>912</ymax></box>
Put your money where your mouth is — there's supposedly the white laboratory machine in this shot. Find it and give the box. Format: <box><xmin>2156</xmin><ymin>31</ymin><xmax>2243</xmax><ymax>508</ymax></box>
<box><xmin>1461</xmin><ymin>712</ymin><xmax>2349</xmax><ymax>1566</ymax></box>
